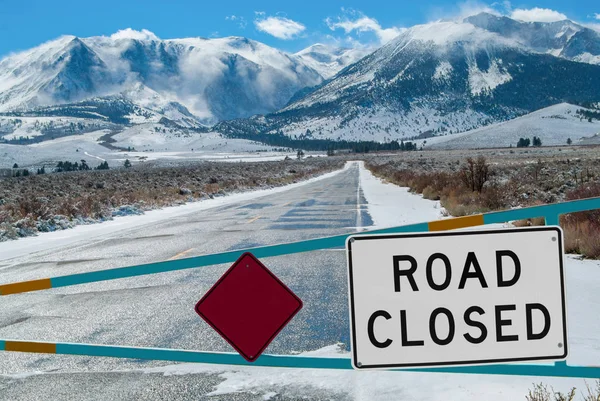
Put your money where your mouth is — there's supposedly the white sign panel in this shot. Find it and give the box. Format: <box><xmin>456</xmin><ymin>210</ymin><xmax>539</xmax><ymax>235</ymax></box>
<box><xmin>346</xmin><ymin>227</ymin><xmax>567</xmax><ymax>370</ymax></box>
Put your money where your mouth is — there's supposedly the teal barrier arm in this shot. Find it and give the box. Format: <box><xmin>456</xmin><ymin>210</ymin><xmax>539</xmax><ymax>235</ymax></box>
<box><xmin>0</xmin><ymin>340</ymin><xmax>597</xmax><ymax>378</ymax></box>
<box><xmin>50</xmin><ymin>197</ymin><xmax>600</xmax><ymax>290</ymax></box>
<box><xmin>483</xmin><ymin>197</ymin><xmax>600</xmax><ymax>225</ymax></box>
<box><xmin>46</xmin><ymin>223</ymin><xmax>428</xmax><ymax>289</ymax></box>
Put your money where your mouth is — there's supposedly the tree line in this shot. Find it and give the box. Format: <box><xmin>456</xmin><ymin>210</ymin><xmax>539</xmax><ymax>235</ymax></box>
<box><xmin>222</xmin><ymin>131</ymin><xmax>418</xmax><ymax>153</ymax></box>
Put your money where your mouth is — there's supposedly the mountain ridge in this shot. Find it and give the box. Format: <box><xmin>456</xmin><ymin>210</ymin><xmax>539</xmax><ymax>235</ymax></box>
<box><xmin>215</xmin><ymin>15</ymin><xmax>600</xmax><ymax>144</ymax></box>
<box><xmin>2</xmin><ymin>14</ymin><xmax>600</xmax><ymax>147</ymax></box>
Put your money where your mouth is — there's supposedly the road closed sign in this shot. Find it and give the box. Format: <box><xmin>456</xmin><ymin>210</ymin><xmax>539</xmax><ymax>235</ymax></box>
<box><xmin>346</xmin><ymin>227</ymin><xmax>567</xmax><ymax>370</ymax></box>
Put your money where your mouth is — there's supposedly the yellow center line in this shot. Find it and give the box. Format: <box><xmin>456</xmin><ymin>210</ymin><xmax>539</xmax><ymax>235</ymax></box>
<box><xmin>168</xmin><ymin>248</ymin><xmax>194</xmax><ymax>261</ymax></box>
<box><xmin>246</xmin><ymin>216</ymin><xmax>262</xmax><ymax>224</ymax></box>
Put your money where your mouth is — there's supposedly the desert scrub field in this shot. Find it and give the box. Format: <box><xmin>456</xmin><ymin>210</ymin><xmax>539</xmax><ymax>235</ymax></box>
<box><xmin>365</xmin><ymin>146</ymin><xmax>600</xmax><ymax>258</ymax></box>
<box><xmin>0</xmin><ymin>157</ymin><xmax>345</xmax><ymax>241</ymax></box>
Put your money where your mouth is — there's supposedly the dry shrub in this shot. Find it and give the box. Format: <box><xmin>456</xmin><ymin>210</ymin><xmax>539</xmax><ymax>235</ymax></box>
<box><xmin>422</xmin><ymin>186</ymin><xmax>440</xmax><ymax>200</ymax></box>
<box><xmin>441</xmin><ymin>189</ymin><xmax>489</xmax><ymax>216</ymax></box>
<box><xmin>561</xmin><ymin>183</ymin><xmax>600</xmax><ymax>258</ymax></box>
<box><xmin>459</xmin><ymin>156</ymin><xmax>489</xmax><ymax>192</ymax></box>
<box><xmin>514</xmin><ymin>217</ymin><xmax>546</xmax><ymax>227</ymax></box>
<box><xmin>478</xmin><ymin>184</ymin><xmax>510</xmax><ymax>211</ymax></box>
<box><xmin>562</xmin><ymin>220</ymin><xmax>600</xmax><ymax>258</ymax></box>
<box><xmin>583</xmin><ymin>380</ymin><xmax>600</xmax><ymax>401</ymax></box>
<box><xmin>526</xmin><ymin>383</ymin><xmax>576</xmax><ymax>401</ymax></box>
<box><xmin>204</xmin><ymin>183</ymin><xmax>220</xmax><ymax>194</ymax></box>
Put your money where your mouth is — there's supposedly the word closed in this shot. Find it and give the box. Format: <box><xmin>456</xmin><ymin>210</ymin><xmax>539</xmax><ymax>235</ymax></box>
<box><xmin>346</xmin><ymin>227</ymin><xmax>567</xmax><ymax>370</ymax></box>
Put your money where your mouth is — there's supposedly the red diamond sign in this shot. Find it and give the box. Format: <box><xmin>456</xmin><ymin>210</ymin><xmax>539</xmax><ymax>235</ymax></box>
<box><xmin>195</xmin><ymin>252</ymin><xmax>303</xmax><ymax>362</ymax></box>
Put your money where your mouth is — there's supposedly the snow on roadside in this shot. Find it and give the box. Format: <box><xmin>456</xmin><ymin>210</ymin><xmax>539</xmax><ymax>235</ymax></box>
<box><xmin>0</xmin><ymin>163</ymin><xmax>351</xmax><ymax>262</ymax></box>
<box><xmin>358</xmin><ymin>160</ymin><xmax>444</xmax><ymax>228</ymax></box>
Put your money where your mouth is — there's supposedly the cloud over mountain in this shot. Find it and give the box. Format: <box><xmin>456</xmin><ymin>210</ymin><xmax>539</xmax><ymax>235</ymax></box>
<box><xmin>254</xmin><ymin>16</ymin><xmax>306</xmax><ymax>40</ymax></box>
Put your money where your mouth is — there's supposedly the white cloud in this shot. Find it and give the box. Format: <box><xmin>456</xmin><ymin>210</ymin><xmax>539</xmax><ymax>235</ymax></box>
<box><xmin>586</xmin><ymin>23</ymin><xmax>600</xmax><ymax>32</ymax></box>
<box><xmin>510</xmin><ymin>7</ymin><xmax>567</xmax><ymax>22</ymax></box>
<box><xmin>110</xmin><ymin>28</ymin><xmax>159</xmax><ymax>41</ymax></box>
<box><xmin>594</xmin><ymin>13</ymin><xmax>600</xmax><ymax>20</ymax></box>
<box><xmin>325</xmin><ymin>11</ymin><xmax>403</xmax><ymax>45</ymax></box>
<box><xmin>225</xmin><ymin>15</ymin><xmax>247</xmax><ymax>29</ymax></box>
<box><xmin>254</xmin><ymin>16</ymin><xmax>306</xmax><ymax>40</ymax></box>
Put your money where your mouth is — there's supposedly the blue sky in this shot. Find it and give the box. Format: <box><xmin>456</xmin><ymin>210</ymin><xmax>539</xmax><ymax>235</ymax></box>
<box><xmin>0</xmin><ymin>0</ymin><xmax>599</xmax><ymax>57</ymax></box>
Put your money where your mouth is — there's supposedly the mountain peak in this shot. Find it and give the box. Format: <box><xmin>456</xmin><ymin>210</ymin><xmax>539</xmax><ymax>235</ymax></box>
<box><xmin>295</xmin><ymin>43</ymin><xmax>371</xmax><ymax>79</ymax></box>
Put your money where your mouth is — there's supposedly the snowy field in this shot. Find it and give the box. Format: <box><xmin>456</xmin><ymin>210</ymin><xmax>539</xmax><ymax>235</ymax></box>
<box><xmin>418</xmin><ymin>103</ymin><xmax>600</xmax><ymax>149</ymax></box>
<box><xmin>0</xmin><ymin>127</ymin><xmax>300</xmax><ymax>168</ymax></box>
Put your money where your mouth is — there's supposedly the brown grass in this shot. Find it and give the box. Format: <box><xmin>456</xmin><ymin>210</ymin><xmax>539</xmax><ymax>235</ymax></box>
<box><xmin>560</xmin><ymin>183</ymin><xmax>600</xmax><ymax>258</ymax></box>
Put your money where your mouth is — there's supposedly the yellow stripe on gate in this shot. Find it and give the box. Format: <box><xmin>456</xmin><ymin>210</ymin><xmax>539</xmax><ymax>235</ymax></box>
<box><xmin>0</xmin><ymin>278</ymin><xmax>52</xmax><ymax>296</ymax></box>
<box><xmin>5</xmin><ymin>341</ymin><xmax>56</xmax><ymax>354</ymax></box>
<box><xmin>428</xmin><ymin>215</ymin><xmax>484</xmax><ymax>232</ymax></box>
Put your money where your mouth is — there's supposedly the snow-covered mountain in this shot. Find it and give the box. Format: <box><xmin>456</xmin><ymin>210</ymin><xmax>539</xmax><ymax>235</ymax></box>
<box><xmin>465</xmin><ymin>13</ymin><xmax>600</xmax><ymax>65</ymax></box>
<box><xmin>0</xmin><ymin>32</ymin><xmax>324</xmax><ymax>124</ymax></box>
<box><xmin>217</xmin><ymin>16</ymin><xmax>600</xmax><ymax>143</ymax></box>
<box><xmin>3</xmin><ymin>15</ymin><xmax>600</xmax><ymax>148</ymax></box>
<box><xmin>294</xmin><ymin>44</ymin><xmax>371</xmax><ymax>79</ymax></box>
<box><xmin>0</xmin><ymin>37</ymin><xmax>113</xmax><ymax>112</ymax></box>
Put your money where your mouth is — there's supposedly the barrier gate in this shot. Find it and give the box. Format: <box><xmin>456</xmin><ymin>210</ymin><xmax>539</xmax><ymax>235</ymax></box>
<box><xmin>1</xmin><ymin>197</ymin><xmax>600</xmax><ymax>379</ymax></box>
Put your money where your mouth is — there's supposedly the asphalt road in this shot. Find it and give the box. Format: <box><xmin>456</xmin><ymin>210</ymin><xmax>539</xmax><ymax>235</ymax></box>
<box><xmin>0</xmin><ymin>163</ymin><xmax>372</xmax><ymax>400</ymax></box>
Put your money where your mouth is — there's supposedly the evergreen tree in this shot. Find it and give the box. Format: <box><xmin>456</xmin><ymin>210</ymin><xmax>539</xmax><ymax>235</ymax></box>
<box><xmin>124</xmin><ymin>159</ymin><xmax>132</xmax><ymax>168</ymax></box>
<box><xmin>567</xmin><ymin>138</ymin><xmax>572</xmax><ymax>145</ymax></box>
<box><xmin>23</xmin><ymin>169</ymin><xmax>29</xmax><ymax>176</ymax></box>
<box><xmin>12</xmin><ymin>163</ymin><xmax>18</xmax><ymax>168</ymax></box>
<box><xmin>532</xmin><ymin>136</ymin><xmax>542</xmax><ymax>147</ymax></box>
